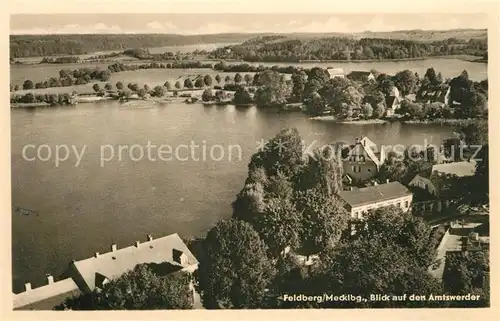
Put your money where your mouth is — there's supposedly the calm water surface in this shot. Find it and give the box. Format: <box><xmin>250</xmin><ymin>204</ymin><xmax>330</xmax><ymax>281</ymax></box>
<box><xmin>11</xmin><ymin>101</ymin><xmax>454</xmax><ymax>292</ymax></box>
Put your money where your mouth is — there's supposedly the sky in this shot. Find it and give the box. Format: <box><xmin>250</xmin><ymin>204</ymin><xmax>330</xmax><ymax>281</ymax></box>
<box><xmin>10</xmin><ymin>13</ymin><xmax>488</xmax><ymax>35</ymax></box>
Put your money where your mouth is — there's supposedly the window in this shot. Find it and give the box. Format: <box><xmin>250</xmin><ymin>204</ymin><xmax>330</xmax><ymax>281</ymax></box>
<box><xmin>351</xmin><ymin>165</ymin><xmax>356</xmax><ymax>172</ymax></box>
<box><xmin>368</xmin><ymin>168</ymin><xmax>371</xmax><ymax>172</ymax></box>
<box><xmin>360</xmin><ymin>156</ymin><xmax>365</xmax><ymax>162</ymax></box>
<box><xmin>405</xmin><ymin>201</ymin><xmax>409</xmax><ymax>208</ymax></box>
<box><xmin>398</xmin><ymin>202</ymin><xmax>402</xmax><ymax>208</ymax></box>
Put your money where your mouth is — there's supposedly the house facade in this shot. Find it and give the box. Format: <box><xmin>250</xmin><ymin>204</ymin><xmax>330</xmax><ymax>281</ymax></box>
<box><xmin>341</xmin><ymin>136</ymin><xmax>385</xmax><ymax>183</ymax></box>
<box><xmin>337</xmin><ymin>181</ymin><xmax>414</xmax><ymax>220</ymax></box>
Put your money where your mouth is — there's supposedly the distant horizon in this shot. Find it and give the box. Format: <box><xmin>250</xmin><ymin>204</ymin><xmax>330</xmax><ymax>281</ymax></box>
<box><xmin>9</xmin><ymin>27</ymin><xmax>489</xmax><ymax>37</ymax></box>
<box><xmin>10</xmin><ymin>13</ymin><xmax>488</xmax><ymax>35</ymax></box>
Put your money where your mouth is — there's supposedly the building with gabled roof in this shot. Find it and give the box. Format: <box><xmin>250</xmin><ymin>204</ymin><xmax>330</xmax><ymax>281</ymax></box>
<box><xmin>13</xmin><ymin>275</ymin><xmax>81</xmax><ymax>310</ymax></box>
<box><xmin>409</xmin><ymin>160</ymin><xmax>477</xmax><ymax>213</ymax></box>
<box><xmin>65</xmin><ymin>233</ymin><xmax>199</xmax><ymax>293</ymax></box>
<box><xmin>327</xmin><ymin>67</ymin><xmax>345</xmax><ymax>79</ymax></box>
<box><xmin>14</xmin><ymin>233</ymin><xmax>200</xmax><ymax>310</ymax></box>
<box><xmin>347</xmin><ymin>71</ymin><xmax>375</xmax><ymax>82</ymax></box>
<box><xmin>341</xmin><ymin>136</ymin><xmax>385</xmax><ymax>184</ymax></box>
<box><xmin>338</xmin><ymin>181</ymin><xmax>413</xmax><ymax>220</ymax></box>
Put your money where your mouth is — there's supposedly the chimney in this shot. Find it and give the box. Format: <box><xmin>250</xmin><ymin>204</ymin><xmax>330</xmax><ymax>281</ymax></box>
<box><xmin>46</xmin><ymin>274</ymin><xmax>54</xmax><ymax>285</ymax></box>
<box><xmin>94</xmin><ymin>252</ymin><xmax>100</xmax><ymax>258</ymax></box>
<box><xmin>147</xmin><ymin>234</ymin><xmax>153</xmax><ymax>242</ymax></box>
<box><xmin>111</xmin><ymin>244</ymin><xmax>117</xmax><ymax>252</ymax></box>
<box><xmin>24</xmin><ymin>282</ymin><xmax>32</xmax><ymax>292</ymax></box>
<box><xmin>135</xmin><ymin>241</ymin><xmax>140</xmax><ymax>248</ymax></box>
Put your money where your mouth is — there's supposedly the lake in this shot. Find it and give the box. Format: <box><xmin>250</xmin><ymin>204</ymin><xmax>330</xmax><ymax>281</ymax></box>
<box><xmin>11</xmin><ymin>101</ymin><xmax>455</xmax><ymax>292</ymax></box>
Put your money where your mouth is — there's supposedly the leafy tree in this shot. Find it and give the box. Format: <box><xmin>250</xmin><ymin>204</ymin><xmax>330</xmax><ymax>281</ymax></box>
<box><xmin>471</xmin><ymin>144</ymin><xmax>489</xmax><ymax>205</ymax></box>
<box><xmin>215</xmin><ymin>90</ymin><xmax>227</xmax><ymax>102</ymax></box>
<box><xmin>370</xmin><ymin>68</ymin><xmax>380</xmax><ymax>79</ymax></box>
<box><xmin>224</xmin><ymin>75</ymin><xmax>231</xmax><ymax>83</ymax></box>
<box><xmin>116</xmin><ymin>81</ymin><xmax>124</xmax><ymax>90</ymax></box>
<box><xmin>291</xmin><ymin>71</ymin><xmax>307</xmax><ymax>103</ymax></box>
<box><xmin>194</xmin><ymin>78</ymin><xmax>204</xmax><ymax>88</ymax></box>
<box><xmin>104</xmin><ymin>83</ymin><xmax>113</xmax><ymax>91</ymax></box>
<box><xmin>400</xmin><ymin>100</ymin><xmax>424</xmax><ymax>119</ymax></box>
<box><xmin>234</xmin><ymin>73</ymin><xmax>243</xmax><ymax>84</ymax></box>
<box><xmin>164</xmin><ymin>81</ymin><xmax>171</xmax><ymax>90</ymax></box>
<box><xmin>303</xmin><ymin>92</ymin><xmax>325</xmax><ymax>116</ymax></box>
<box><xmin>361</xmin><ymin>102</ymin><xmax>373</xmax><ymax>118</ymax></box>
<box><xmin>248</xmin><ymin>127</ymin><xmax>304</xmax><ymax>178</ymax></box>
<box><xmin>92</xmin><ymin>83</ymin><xmax>101</xmax><ymax>93</ymax></box>
<box><xmin>152</xmin><ymin>85</ymin><xmax>165</xmax><ymax>97</ymax></box>
<box><xmin>252</xmin><ymin>73</ymin><xmax>261</xmax><ymax>86</ymax></box>
<box><xmin>315</xmin><ymin>206</ymin><xmax>444</xmax><ymax>308</ymax></box>
<box><xmin>55</xmin><ymin>264</ymin><xmax>193</xmax><ymax>310</ymax></box>
<box><xmin>457</xmin><ymin>120</ymin><xmax>488</xmax><ymax>146</ymax></box>
<box><xmin>197</xmin><ymin>219</ymin><xmax>274</xmax><ymax>309</ymax></box>
<box><xmin>137</xmin><ymin>88</ymin><xmax>147</xmax><ymax>98</ymax></box>
<box><xmin>184</xmin><ymin>78</ymin><xmax>194</xmax><ymax>89</ymax></box>
<box><xmin>372</xmin><ymin>103</ymin><xmax>386</xmax><ymax>119</ymax></box>
<box><xmin>424</xmin><ymin>67</ymin><xmax>437</xmax><ymax>84</ymax></box>
<box><xmin>304</xmin><ymin>67</ymin><xmax>330</xmax><ymax>98</ymax></box>
<box><xmin>295</xmin><ymin>188</ymin><xmax>349</xmax><ymax>255</ymax></box>
<box><xmin>14</xmin><ymin>84</ymin><xmax>19</xmax><ymax>91</ymax></box>
<box><xmin>203</xmin><ymin>74</ymin><xmax>213</xmax><ymax>87</ymax></box>
<box><xmin>23</xmin><ymin>79</ymin><xmax>34</xmax><ymax>90</ymax></box>
<box><xmin>127</xmin><ymin>83</ymin><xmax>139</xmax><ymax>92</ymax></box>
<box><xmin>254</xmin><ymin>70</ymin><xmax>292</xmax><ymax>108</ymax></box>
<box><xmin>244</xmin><ymin>74</ymin><xmax>253</xmax><ymax>85</ymax></box>
<box><xmin>201</xmin><ymin>88</ymin><xmax>213</xmax><ymax>102</ymax></box>
<box><xmin>144</xmin><ymin>84</ymin><xmax>150</xmax><ymax>92</ymax></box>
<box><xmin>175</xmin><ymin>81</ymin><xmax>182</xmax><ymax>89</ymax></box>
<box><xmin>443</xmin><ymin>251</ymin><xmax>489</xmax><ymax>307</ymax></box>
<box><xmin>394</xmin><ymin>69</ymin><xmax>418</xmax><ymax>96</ymax></box>
<box><xmin>233</xmin><ymin>86</ymin><xmax>252</xmax><ymax>105</ymax></box>
<box><xmin>253</xmin><ymin>197</ymin><xmax>302</xmax><ymax>258</ymax></box>
<box><xmin>297</xmin><ymin>147</ymin><xmax>343</xmax><ymax>194</ymax></box>
<box><xmin>360</xmin><ymin>207</ymin><xmax>438</xmax><ymax>268</ymax></box>
<box><xmin>215</xmin><ymin>74</ymin><xmax>221</xmax><ymax>84</ymax></box>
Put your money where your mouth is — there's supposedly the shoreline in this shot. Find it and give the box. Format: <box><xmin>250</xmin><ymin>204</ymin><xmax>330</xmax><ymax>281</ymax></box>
<box><xmin>402</xmin><ymin>119</ymin><xmax>480</xmax><ymax>125</ymax></box>
<box><xmin>309</xmin><ymin>116</ymin><xmax>388</xmax><ymax>124</ymax></box>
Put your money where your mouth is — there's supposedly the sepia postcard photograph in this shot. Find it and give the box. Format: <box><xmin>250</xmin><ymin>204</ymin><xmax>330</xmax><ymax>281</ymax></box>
<box><xmin>3</xmin><ymin>1</ymin><xmax>498</xmax><ymax>319</ymax></box>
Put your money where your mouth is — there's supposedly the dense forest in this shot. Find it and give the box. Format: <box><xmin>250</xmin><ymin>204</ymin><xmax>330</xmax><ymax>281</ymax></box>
<box><xmin>10</xmin><ymin>29</ymin><xmax>487</xmax><ymax>59</ymax></box>
<box><xmin>9</xmin><ymin>33</ymin><xmax>259</xmax><ymax>58</ymax></box>
<box><xmin>210</xmin><ymin>36</ymin><xmax>488</xmax><ymax>62</ymax></box>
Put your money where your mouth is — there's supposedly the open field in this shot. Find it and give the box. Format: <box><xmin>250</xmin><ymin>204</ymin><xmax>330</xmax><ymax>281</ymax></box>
<box><xmin>11</xmin><ymin>69</ymin><xmax>258</xmax><ymax>95</ymax></box>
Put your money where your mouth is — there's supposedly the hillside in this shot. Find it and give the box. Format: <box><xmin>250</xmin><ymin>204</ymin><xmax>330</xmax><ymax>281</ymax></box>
<box><xmin>9</xmin><ymin>33</ymin><xmax>271</xmax><ymax>58</ymax></box>
<box><xmin>9</xmin><ymin>29</ymin><xmax>487</xmax><ymax>58</ymax></box>
<box><xmin>209</xmin><ymin>31</ymin><xmax>487</xmax><ymax>62</ymax></box>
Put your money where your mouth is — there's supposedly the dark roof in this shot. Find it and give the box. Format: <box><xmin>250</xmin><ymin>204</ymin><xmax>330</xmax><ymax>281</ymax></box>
<box><xmin>386</xmin><ymin>96</ymin><xmax>398</xmax><ymax>107</ymax></box>
<box><xmin>347</xmin><ymin>71</ymin><xmax>373</xmax><ymax>80</ymax></box>
<box><xmin>337</xmin><ymin>181</ymin><xmax>412</xmax><ymax>208</ymax></box>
